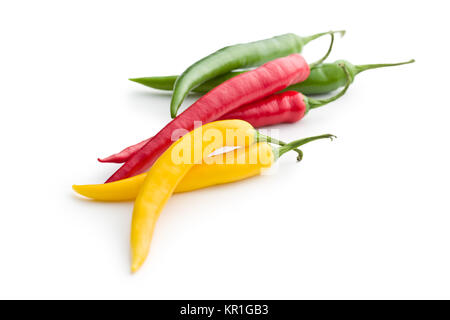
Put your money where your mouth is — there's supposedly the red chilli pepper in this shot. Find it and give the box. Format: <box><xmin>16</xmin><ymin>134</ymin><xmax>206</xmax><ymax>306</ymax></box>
<box><xmin>99</xmin><ymin>92</ymin><xmax>305</xmax><ymax>164</ymax></box>
<box><xmin>99</xmin><ymin>67</ymin><xmax>351</xmax><ymax>165</ymax></box>
<box><xmin>105</xmin><ymin>54</ymin><xmax>310</xmax><ymax>183</ymax></box>
<box><xmin>221</xmin><ymin>73</ymin><xmax>350</xmax><ymax>127</ymax></box>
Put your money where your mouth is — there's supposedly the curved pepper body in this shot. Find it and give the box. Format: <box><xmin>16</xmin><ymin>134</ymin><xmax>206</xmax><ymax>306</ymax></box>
<box><xmin>74</xmin><ymin>142</ymin><xmax>274</xmax><ymax>201</ymax></box>
<box><xmin>106</xmin><ymin>54</ymin><xmax>309</xmax><ymax>183</ymax></box>
<box><xmin>130</xmin><ymin>120</ymin><xmax>256</xmax><ymax>272</ymax></box>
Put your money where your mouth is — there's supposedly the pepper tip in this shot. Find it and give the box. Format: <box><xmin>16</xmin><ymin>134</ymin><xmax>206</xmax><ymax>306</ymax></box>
<box><xmin>131</xmin><ymin>262</ymin><xmax>141</xmax><ymax>274</ymax></box>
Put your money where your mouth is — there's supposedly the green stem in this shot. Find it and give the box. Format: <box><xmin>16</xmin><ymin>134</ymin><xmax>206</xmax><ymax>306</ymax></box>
<box><xmin>307</xmin><ymin>63</ymin><xmax>351</xmax><ymax>110</ymax></box>
<box><xmin>354</xmin><ymin>59</ymin><xmax>415</xmax><ymax>74</ymax></box>
<box><xmin>256</xmin><ymin>133</ymin><xmax>304</xmax><ymax>161</ymax></box>
<box><xmin>275</xmin><ymin>134</ymin><xmax>336</xmax><ymax>160</ymax></box>
<box><xmin>302</xmin><ymin>30</ymin><xmax>346</xmax><ymax>44</ymax></box>
<box><xmin>309</xmin><ymin>32</ymin><xmax>335</xmax><ymax>68</ymax></box>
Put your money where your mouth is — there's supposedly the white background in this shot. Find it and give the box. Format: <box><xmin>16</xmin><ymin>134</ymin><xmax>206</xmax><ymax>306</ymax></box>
<box><xmin>1</xmin><ymin>0</ymin><xmax>449</xmax><ymax>299</ymax></box>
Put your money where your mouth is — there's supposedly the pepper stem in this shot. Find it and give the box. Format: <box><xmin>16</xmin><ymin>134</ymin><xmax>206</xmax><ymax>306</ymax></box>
<box><xmin>275</xmin><ymin>134</ymin><xmax>336</xmax><ymax>160</ymax></box>
<box><xmin>354</xmin><ymin>59</ymin><xmax>415</xmax><ymax>74</ymax></box>
<box><xmin>256</xmin><ymin>133</ymin><xmax>304</xmax><ymax>161</ymax></box>
<box><xmin>309</xmin><ymin>32</ymin><xmax>335</xmax><ymax>68</ymax></box>
<box><xmin>302</xmin><ymin>30</ymin><xmax>346</xmax><ymax>44</ymax></box>
<box><xmin>307</xmin><ymin>63</ymin><xmax>351</xmax><ymax>110</ymax></box>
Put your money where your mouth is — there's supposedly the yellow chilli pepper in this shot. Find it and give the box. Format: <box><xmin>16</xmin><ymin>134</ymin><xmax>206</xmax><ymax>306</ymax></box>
<box><xmin>73</xmin><ymin>133</ymin><xmax>333</xmax><ymax>201</ymax></box>
<box><xmin>130</xmin><ymin>119</ymin><xmax>258</xmax><ymax>272</ymax></box>
<box><xmin>73</xmin><ymin>143</ymin><xmax>271</xmax><ymax>201</ymax></box>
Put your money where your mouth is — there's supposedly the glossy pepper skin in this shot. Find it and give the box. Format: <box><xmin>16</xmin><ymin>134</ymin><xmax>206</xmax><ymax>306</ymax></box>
<box><xmin>169</xmin><ymin>30</ymin><xmax>344</xmax><ymax>117</ymax></box>
<box><xmin>130</xmin><ymin>120</ymin><xmax>257</xmax><ymax>273</ymax></box>
<box><xmin>74</xmin><ymin>134</ymin><xmax>335</xmax><ymax>202</ymax></box>
<box><xmin>106</xmin><ymin>54</ymin><xmax>310</xmax><ymax>183</ymax></box>
<box><xmin>131</xmin><ymin>59</ymin><xmax>414</xmax><ymax>96</ymax></box>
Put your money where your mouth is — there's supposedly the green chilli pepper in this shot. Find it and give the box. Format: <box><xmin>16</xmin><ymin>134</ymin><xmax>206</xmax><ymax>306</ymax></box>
<box><xmin>287</xmin><ymin>59</ymin><xmax>415</xmax><ymax>94</ymax></box>
<box><xmin>168</xmin><ymin>30</ymin><xmax>345</xmax><ymax>118</ymax></box>
<box><xmin>130</xmin><ymin>59</ymin><xmax>414</xmax><ymax>96</ymax></box>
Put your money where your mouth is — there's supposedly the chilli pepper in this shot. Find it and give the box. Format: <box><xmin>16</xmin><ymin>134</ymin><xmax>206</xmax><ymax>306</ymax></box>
<box><xmin>219</xmin><ymin>67</ymin><xmax>350</xmax><ymax>127</ymax></box>
<box><xmin>130</xmin><ymin>119</ymin><xmax>258</xmax><ymax>272</ymax></box>
<box><xmin>74</xmin><ymin>134</ymin><xmax>335</xmax><ymax>202</ymax></box>
<box><xmin>106</xmin><ymin>54</ymin><xmax>311</xmax><ymax>183</ymax></box>
<box><xmin>99</xmin><ymin>68</ymin><xmax>350</xmax><ymax>164</ymax></box>
<box><xmin>169</xmin><ymin>30</ymin><xmax>344</xmax><ymax>117</ymax></box>
<box><xmin>130</xmin><ymin>59</ymin><xmax>414</xmax><ymax>96</ymax></box>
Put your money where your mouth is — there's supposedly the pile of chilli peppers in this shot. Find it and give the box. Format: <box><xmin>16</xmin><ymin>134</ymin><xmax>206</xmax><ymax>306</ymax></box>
<box><xmin>73</xmin><ymin>30</ymin><xmax>414</xmax><ymax>273</ymax></box>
